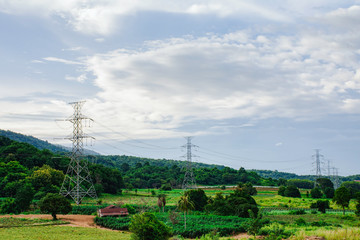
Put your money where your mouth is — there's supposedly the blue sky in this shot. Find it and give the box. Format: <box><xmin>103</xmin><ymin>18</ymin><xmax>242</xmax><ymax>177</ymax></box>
<box><xmin>1</xmin><ymin>1</ymin><xmax>360</xmax><ymax>176</ymax></box>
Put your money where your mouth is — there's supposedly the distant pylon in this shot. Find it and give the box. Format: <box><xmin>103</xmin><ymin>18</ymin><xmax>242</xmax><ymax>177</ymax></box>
<box><xmin>312</xmin><ymin>149</ymin><xmax>324</xmax><ymax>187</ymax></box>
<box><xmin>182</xmin><ymin>137</ymin><xmax>197</xmax><ymax>190</ymax></box>
<box><xmin>332</xmin><ymin>167</ymin><xmax>340</xmax><ymax>189</ymax></box>
<box><xmin>60</xmin><ymin>101</ymin><xmax>97</xmax><ymax>205</ymax></box>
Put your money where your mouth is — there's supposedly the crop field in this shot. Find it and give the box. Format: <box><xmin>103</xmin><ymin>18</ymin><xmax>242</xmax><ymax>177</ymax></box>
<box><xmin>1</xmin><ymin>186</ymin><xmax>359</xmax><ymax>239</ymax></box>
<box><xmin>0</xmin><ymin>225</ymin><xmax>131</xmax><ymax>240</ymax></box>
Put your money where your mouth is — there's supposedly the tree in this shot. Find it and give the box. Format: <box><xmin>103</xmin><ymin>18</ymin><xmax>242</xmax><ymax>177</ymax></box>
<box><xmin>246</xmin><ymin>210</ymin><xmax>265</xmax><ymax>239</ymax></box>
<box><xmin>15</xmin><ymin>182</ymin><xmax>34</xmax><ymax>212</ymax></box>
<box><xmin>278</xmin><ymin>186</ymin><xmax>286</xmax><ymax>196</ymax></box>
<box><xmin>333</xmin><ymin>186</ymin><xmax>351</xmax><ymax>215</ymax></box>
<box><xmin>355</xmin><ymin>192</ymin><xmax>360</xmax><ymax>216</ymax></box>
<box><xmin>177</xmin><ymin>194</ymin><xmax>195</xmax><ymax>230</ymax></box>
<box><xmin>185</xmin><ymin>189</ymin><xmax>208</xmax><ymax>211</ymax></box>
<box><xmin>324</xmin><ymin>187</ymin><xmax>335</xmax><ymax>198</ymax></box>
<box><xmin>39</xmin><ymin>193</ymin><xmax>72</xmax><ymax>220</ymax></box>
<box><xmin>238</xmin><ymin>182</ymin><xmax>257</xmax><ymax>196</ymax></box>
<box><xmin>157</xmin><ymin>194</ymin><xmax>166</xmax><ymax>212</ymax></box>
<box><xmin>129</xmin><ymin>212</ymin><xmax>172</xmax><ymax>240</ymax></box>
<box><xmin>310</xmin><ymin>200</ymin><xmax>330</xmax><ymax>213</ymax></box>
<box><xmin>316</xmin><ymin>178</ymin><xmax>334</xmax><ymax>190</ymax></box>
<box><xmin>205</xmin><ymin>189</ymin><xmax>258</xmax><ymax>218</ymax></box>
<box><xmin>284</xmin><ymin>185</ymin><xmax>301</xmax><ymax>198</ymax></box>
<box><xmin>310</xmin><ymin>187</ymin><xmax>323</xmax><ymax>199</ymax></box>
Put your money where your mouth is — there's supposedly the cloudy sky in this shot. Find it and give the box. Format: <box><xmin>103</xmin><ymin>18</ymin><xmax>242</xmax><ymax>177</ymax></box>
<box><xmin>1</xmin><ymin>1</ymin><xmax>360</xmax><ymax>176</ymax></box>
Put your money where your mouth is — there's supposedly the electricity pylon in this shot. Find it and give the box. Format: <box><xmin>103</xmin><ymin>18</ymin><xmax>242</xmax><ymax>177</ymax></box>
<box><xmin>332</xmin><ymin>167</ymin><xmax>340</xmax><ymax>189</ymax></box>
<box><xmin>59</xmin><ymin>101</ymin><xmax>97</xmax><ymax>205</ymax></box>
<box><xmin>182</xmin><ymin>136</ymin><xmax>197</xmax><ymax>190</ymax></box>
<box><xmin>312</xmin><ymin>149</ymin><xmax>324</xmax><ymax>187</ymax></box>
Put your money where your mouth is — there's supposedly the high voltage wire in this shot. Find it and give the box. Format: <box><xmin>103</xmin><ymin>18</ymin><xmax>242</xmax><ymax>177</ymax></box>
<box><xmin>92</xmin><ymin>120</ymin><xmax>178</xmax><ymax>150</ymax></box>
<box><xmin>198</xmin><ymin>147</ymin><xmax>305</xmax><ymax>164</ymax></box>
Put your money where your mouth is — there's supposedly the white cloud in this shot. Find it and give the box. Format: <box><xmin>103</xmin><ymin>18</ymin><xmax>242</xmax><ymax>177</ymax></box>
<box><xmin>79</xmin><ymin>21</ymin><xmax>360</xmax><ymax>138</ymax></box>
<box><xmin>43</xmin><ymin>57</ymin><xmax>83</xmax><ymax>65</ymax></box>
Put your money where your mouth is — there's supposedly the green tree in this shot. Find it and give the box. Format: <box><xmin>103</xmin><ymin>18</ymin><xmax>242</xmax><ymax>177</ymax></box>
<box><xmin>15</xmin><ymin>182</ymin><xmax>34</xmax><ymax>212</ymax></box>
<box><xmin>333</xmin><ymin>186</ymin><xmax>351</xmax><ymax>215</ymax></box>
<box><xmin>324</xmin><ymin>187</ymin><xmax>335</xmax><ymax>198</ymax></box>
<box><xmin>284</xmin><ymin>185</ymin><xmax>301</xmax><ymax>198</ymax></box>
<box><xmin>177</xmin><ymin>193</ymin><xmax>195</xmax><ymax>230</ymax></box>
<box><xmin>185</xmin><ymin>189</ymin><xmax>208</xmax><ymax>211</ymax></box>
<box><xmin>157</xmin><ymin>194</ymin><xmax>166</xmax><ymax>212</ymax></box>
<box><xmin>310</xmin><ymin>200</ymin><xmax>330</xmax><ymax>213</ymax></box>
<box><xmin>316</xmin><ymin>178</ymin><xmax>334</xmax><ymax>190</ymax></box>
<box><xmin>310</xmin><ymin>187</ymin><xmax>323</xmax><ymax>199</ymax></box>
<box><xmin>278</xmin><ymin>186</ymin><xmax>286</xmax><ymax>196</ymax></box>
<box><xmin>39</xmin><ymin>193</ymin><xmax>72</xmax><ymax>220</ymax></box>
<box><xmin>246</xmin><ymin>210</ymin><xmax>265</xmax><ymax>239</ymax></box>
<box><xmin>129</xmin><ymin>212</ymin><xmax>172</xmax><ymax>240</ymax></box>
<box><xmin>355</xmin><ymin>192</ymin><xmax>360</xmax><ymax>216</ymax></box>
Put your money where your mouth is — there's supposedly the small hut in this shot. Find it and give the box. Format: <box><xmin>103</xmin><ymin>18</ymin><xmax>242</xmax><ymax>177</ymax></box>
<box><xmin>98</xmin><ymin>205</ymin><xmax>129</xmax><ymax>217</ymax></box>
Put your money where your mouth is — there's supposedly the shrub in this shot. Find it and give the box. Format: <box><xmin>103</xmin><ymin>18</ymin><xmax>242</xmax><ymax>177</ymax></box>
<box><xmin>288</xmin><ymin>209</ymin><xmax>305</xmax><ymax>215</ymax></box>
<box><xmin>0</xmin><ymin>198</ymin><xmax>18</xmax><ymax>214</ymax></box>
<box><xmin>277</xmin><ymin>186</ymin><xmax>286</xmax><ymax>196</ymax></box>
<box><xmin>295</xmin><ymin>218</ymin><xmax>306</xmax><ymax>226</ymax></box>
<box><xmin>259</xmin><ymin>223</ymin><xmax>292</xmax><ymax>240</ymax></box>
<box><xmin>94</xmin><ymin>216</ymin><xmax>130</xmax><ymax>230</ymax></box>
<box><xmin>129</xmin><ymin>212</ymin><xmax>172</xmax><ymax>240</ymax></box>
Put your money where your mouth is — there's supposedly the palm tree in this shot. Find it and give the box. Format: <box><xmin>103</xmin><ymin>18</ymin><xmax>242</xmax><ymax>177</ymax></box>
<box><xmin>157</xmin><ymin>194</ymin><xmax>166</xmax><ymax>212</ymax></box>
<box><xmin>177</xmin><ymin>194</ymin><xmax>195</xmax><ymax>230</ymax></box>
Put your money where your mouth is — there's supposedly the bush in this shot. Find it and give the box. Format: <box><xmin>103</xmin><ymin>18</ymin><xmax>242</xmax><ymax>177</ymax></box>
<box><xmin>129</xmin><ymin>212</ymin><xmax>172</xmax><ymax>240</ymax></box>
<box><xmin>259</xmin><ymin>223</ymin><xmax>292</xmax><ymax>240</ymax></box>
<box><xmin>94</xmin><ymin>216</ymin><xmax>130</xmax><ymax>230</ymax></box>
<box><xmin>0</xmin><ymin>198</ymin><xmax>18</xmax><ymax>214</ymax></box>
<box><xmin>295</xmin><ymin>218</ymin><xmax>306</xmax><ymax>226</ymax></box>
<box><xmin>288</xmin><ymin>209</ymin><xmax>305</xmax><ymax>215</ymax></box>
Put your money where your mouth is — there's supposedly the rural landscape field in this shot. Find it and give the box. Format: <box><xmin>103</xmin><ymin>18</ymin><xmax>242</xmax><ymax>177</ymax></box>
<box><xmin>2</xmin><ymin>1</ymin><xmax>360</xmax><ymax>240</ymax></box>
<box><xmin>1</xmin><ymin>131</ymin><xmax>360</xmax><ymax>240</ymax></box>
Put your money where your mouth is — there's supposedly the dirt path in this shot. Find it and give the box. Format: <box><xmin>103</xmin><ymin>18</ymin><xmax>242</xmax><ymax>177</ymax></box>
<box><xmin>0</xmin><ymin>214</ymin><xmax>96</xmax><ymax>228</ymax></box>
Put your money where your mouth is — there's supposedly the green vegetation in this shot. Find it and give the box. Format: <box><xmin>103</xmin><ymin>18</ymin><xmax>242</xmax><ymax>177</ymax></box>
<box><xmin>39</xmin><ymin>193</ymin><xmax>72</xmax><ymax>220</ymax></box>
<box><xmin>0</xmin><ymin>217</ymin><xmax>67</xmax><ymax>227</ymax></box>
<box><xmin>0</xmin><ymin>225</ymin><xmax>131</xmax><ymax>240</ymax></box>
<box><xmin>129</xmin><ymin>212</ymin><xmax>172</xmax><ymax>240</ymax></box>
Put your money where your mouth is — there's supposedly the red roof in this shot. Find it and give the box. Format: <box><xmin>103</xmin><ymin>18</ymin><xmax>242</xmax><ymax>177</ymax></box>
<box><xmin>98</xmin><ymin>205</ymin><xmax>129</xmax><ymax>217</ymax></box>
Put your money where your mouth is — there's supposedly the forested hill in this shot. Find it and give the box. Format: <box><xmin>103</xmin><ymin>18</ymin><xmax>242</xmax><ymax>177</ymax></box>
<box><xmin>85</xmin><ymin>155</ymin><xmax>226</xmax><ymax>170</ymax></box>
<box><xmin>0</xmin><ymin>129</ymin><xmax>67</xmax><ymax>153</ymax></box>
<box><xmin>0</xmin><ymin>129</ymin><xmax>99</xmax><ymax>155</ymax></box>
<box><xmin>252</xmin><ymin>169</ymin><xmax>359</xmax><ymax>182</ymax></box>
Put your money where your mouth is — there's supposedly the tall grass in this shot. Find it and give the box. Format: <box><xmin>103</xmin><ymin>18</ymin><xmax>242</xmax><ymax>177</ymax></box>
<box><xmin>291</xmin><ymin>227</ymin><xmax>360</xmax><ymax>240</ymax></box>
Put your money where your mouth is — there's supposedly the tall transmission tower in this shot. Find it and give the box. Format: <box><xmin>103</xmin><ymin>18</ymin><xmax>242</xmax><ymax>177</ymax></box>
<box><xmin>60</xmin><ymin>101</ymin><xmax>97</xmax><ymax>205</ymax></box>
<box><xmin>332</xmin><ymin>167</ymin><xmax>340</xmax><ymax>189</ymax></box>
<box><xmin>312</xmin><ymin>149</ymin><xmax>324</xmax><ymax>187</ymax></box>
<box><xmin>182</xmin><ymin>137</ymin><xmax>197</xmax><ymax>190</ymax></box>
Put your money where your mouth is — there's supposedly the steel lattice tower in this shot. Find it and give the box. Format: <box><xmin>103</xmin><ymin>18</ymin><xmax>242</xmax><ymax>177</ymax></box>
<box><xmin>182</xmin><ymin>137</ymin><xmax>197</xmax><ymax>190</ymax></box>
<box><xmin>312</xmin><ymin>149</ymin><xmax>323</xmax><ymax>187</ymax></box>
<box><xmin>60</xmin><ymin>101</ymin><xmax>97</xmax><ymax>205</ymax></box>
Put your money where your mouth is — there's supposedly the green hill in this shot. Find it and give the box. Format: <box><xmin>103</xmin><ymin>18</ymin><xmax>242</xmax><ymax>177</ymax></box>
<box><xmin>0</xmin><ymin>129</ymin><xmax>99</xmax><ymax>155</ymax></box>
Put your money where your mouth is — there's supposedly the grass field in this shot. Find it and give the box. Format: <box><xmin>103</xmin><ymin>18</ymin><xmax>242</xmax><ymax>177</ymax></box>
<box><xmin>0</xmin><ymin>226</ymin><xmax>131</xmax><ymax>240</ymax></box>
<box><xmin>1</xmin><ymin>186</ymin><xmax>359</xmax><ymax>239</ymax></box>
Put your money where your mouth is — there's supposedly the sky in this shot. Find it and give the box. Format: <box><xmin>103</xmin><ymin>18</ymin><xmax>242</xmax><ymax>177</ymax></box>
<box><xmin>1</xmin><ymin>1</ymin><xmax>360</xmax><ymax>176</ymax></box>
